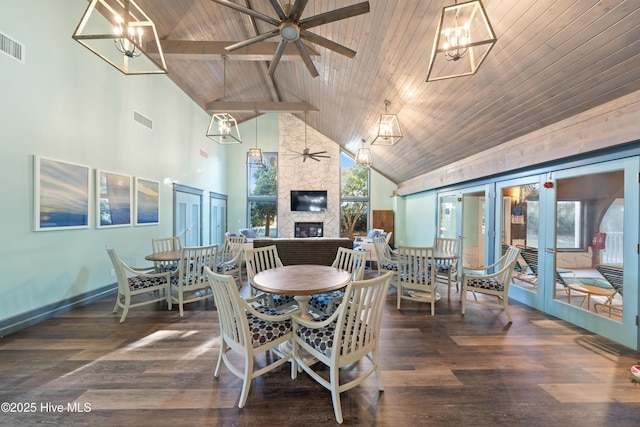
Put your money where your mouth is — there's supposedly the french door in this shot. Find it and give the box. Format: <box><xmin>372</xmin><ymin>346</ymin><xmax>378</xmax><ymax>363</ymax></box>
<box><xmin>210</xmin><ymin>192</ymin><xmax>227</xmax><ymax>247</ymax></box>
<box><xmin>497</xmin><ymin>158</ymin><xmax>638</xmax><ymax>348</ymax></box>
<box><xmin>173</xmin><ymin>184</ymin><xmax>202</xmax><ymax>247</ymax></box>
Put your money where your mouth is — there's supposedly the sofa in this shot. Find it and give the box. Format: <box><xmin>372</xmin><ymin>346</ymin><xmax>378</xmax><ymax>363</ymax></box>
<box><xmin>251</xmin><ymin>238</ymin><xmax>353</xmax><ymax>266</ymax></box>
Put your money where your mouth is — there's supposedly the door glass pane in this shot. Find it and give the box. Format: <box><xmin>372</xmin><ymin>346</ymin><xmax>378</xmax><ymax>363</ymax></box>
<box><xmin>501</xmin><ymin>183</ymin><xmax>539</xmax><ymax>292</ymax></box>
<box><xmin>461</xmin><ymin>192</ymin><xmax>485</xmax><ymax>267</ymax></box>
<box><xmin>438</xmin><ymin>195</ymin><xmax>457</xmax><ymax>238</ymax></box>
<box><xmin>553</xmin><ymin>170</ymin><xmax>624</xmax><ymax>321</ymax></box>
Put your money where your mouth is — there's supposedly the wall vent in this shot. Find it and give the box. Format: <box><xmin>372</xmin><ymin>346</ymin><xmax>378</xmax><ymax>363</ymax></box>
<box><xmin>133</xmin><ymin>110</ymin><xmax>153</xmax><ymax>130</ymax></box>
<box><xmin>0</xmin><ymin>31</ymin><xmax>25</xmax><ymax>63</ymax></box>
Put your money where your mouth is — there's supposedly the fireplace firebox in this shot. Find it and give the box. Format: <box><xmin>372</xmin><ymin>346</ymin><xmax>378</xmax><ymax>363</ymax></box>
<box><xmin>294</xmin><ymin>222</ymin><xmax>323</xmax><ymax>238</ymax></box>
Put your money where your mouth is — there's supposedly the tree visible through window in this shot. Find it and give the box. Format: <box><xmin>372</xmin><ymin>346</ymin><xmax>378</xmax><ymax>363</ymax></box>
<box><xmin>247</xmin><ymin>153</ymin><xmax>277</xmax><ymax>237</ymax></box>
<box><xmin>340</xmin><ymin>152</ymin><xmax>369</xmax><ymax>238</ymax></box>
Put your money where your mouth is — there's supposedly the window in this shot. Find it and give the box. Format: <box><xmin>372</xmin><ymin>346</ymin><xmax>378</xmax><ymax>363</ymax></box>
<box><xmin>340</xmin><ymin>152</ymin><xmax>369</xmax><ymax>238</ymax></box>
<box><xmin>247</xmin><ymin>153</ymin><xmax>277</xmax><ymax>237</ymax></box>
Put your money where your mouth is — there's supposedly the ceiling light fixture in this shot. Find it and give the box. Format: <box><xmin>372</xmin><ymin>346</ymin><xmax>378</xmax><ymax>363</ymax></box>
<box><xmin>206</xmin><ymin>56</ymin><xmax>241</xmax><ymax>144</ymax></box>
<box><xmin>72</xmin><ymin>0</ymin><xmax>167</xmax><ymax>75</ymax></box>
<box><xmin>246</xmin><ymin>112</ymin><xmax>265</xmax><ymax>168</ymax></box>
<box><xmin>371</xmin><ymin>100</ymin><xmax>402</xmax><ymax>146</ymax></box>
<box><xmin>355</xmin><ymin>139</ymin><xmax>373</xmax><ymax>168</ymax></box>
<box><xmin>426</xmin><ymin>0</ymin><xmax>496</xmax><ymax>82</ymax></box>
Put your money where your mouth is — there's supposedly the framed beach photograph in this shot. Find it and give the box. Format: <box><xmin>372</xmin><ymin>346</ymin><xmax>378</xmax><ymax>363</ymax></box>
<box><xmin>96</xmin><ymin>170</ymin><xmax>132</xmax><ymax>228</ymax></box>
<box><xmin>134</xmin><ymin>177</ymin><xmax>160</xmax><ymax>226</ymax></box>
<box><xmin>34</xmin><ymin>156</ymin><xmax>91</xmax><ymax>231</ymax></box>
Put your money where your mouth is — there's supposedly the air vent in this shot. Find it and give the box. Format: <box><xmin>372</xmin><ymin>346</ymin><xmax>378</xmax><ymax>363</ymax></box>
<box><xmin>0</xmin><ymin>31</ymin><xmax>24</xmax><ymax>63</ymax></box>
<box><xmin>133</xmin><ymin>110</ymin><xmax>153</xmax><ymax>130</ymax></box>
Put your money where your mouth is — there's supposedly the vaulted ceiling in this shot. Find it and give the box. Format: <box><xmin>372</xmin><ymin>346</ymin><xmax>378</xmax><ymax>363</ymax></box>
<box><xmin>132</xmin><ymin>0</ymin><xmax>640</xmax><ymax>185</ymax></box>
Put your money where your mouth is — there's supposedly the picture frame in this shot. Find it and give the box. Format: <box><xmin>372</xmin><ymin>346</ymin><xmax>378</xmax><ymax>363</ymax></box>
<box><xmin>96</xmin><ymin>169</ymin><xmax>132</xmax><ymax>228</ymax></box>
<box><xmin>34</xmin><ymin>156</ymin><xmax>91</xmax><ymax>231</ymax></box>
<box><xmin>134</xmin><ymin>177</ymin><xmax>160</xmax><ymax>226</ymax></box>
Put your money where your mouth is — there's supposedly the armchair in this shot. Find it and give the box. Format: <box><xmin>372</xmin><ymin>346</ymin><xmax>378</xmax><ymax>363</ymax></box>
<box><xmin>461</xmin><ymin>246</ymin><xmax>520</xmax><ymax>323</ymax></box>
<box><xmin>106</xmin><ymin>247</ymin><xmax>172</xmax><ymax>323</ymax></box>
<box><xmin>292</xmin><ymin>271</ymin><xmax>393</xmax><ymax>424</ymax></box>
<box><xmin>204</xmin><ymin>267</ymin><xmax>294</xmax><ymax>408</ymax></box>
<box><xmin>397</xmin><ymin>246</ymin><xmax>438</xmax><ymax>315</ymax></box>
<box><xmin>372</xmin><ymin>235</ymin><xmax>398</xmax><ymax>277</ymax></box>
<box><xmin>170</xmin><ymin>244</ymin><xmax>218</xmax><ymax>317</ymax></box>
<box><xmin>217</xmin><ymin>235</ymin><xmax>245</xmax><ymax>284</ymax></box>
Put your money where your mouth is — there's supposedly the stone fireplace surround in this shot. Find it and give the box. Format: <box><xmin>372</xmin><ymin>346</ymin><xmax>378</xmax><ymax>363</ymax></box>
<box><xmin>278</xmin><ymin>114</ymin><xmax>341</xmax><ymax>238</ymax></box>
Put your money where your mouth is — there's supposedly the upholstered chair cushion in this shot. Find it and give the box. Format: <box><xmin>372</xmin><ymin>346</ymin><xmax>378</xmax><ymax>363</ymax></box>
<box><xmin>466</xmin><ymin>277</ymin><xmax>504</xmax><ymax>292</ymax></box>
<box><xmin>246</xmin><ymin>313</ymin><xmax>291</xmax><ymax>348</ymax></box>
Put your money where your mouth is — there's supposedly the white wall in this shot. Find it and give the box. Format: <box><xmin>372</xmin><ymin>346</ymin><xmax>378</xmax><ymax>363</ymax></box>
<box><xmin>0</xmin><ymin>0</ymin><xmax>228</xmax><ymax>328</ymax></box>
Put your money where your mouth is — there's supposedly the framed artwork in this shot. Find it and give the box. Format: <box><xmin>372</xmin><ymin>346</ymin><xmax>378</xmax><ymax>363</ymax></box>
<box><xmin>135</xmin><ymin>177</ymin><xmax>160</xmax><ymax>226</ymax></box>
<box><xmin>96</xmin><ymin>170</ymin><xmax>132</xmax><ymax>228</ymax></box>
<box><xmin>34</xmin><ymin>156</ymin><xmax>91</xmax><ymax>231</ymax></box>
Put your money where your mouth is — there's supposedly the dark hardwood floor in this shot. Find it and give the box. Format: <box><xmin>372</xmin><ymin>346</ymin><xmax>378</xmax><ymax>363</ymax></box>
<box><xmin>2</xmin><ymin>271</ymin><xmax>640</xmax><ymax>426</ymax></box>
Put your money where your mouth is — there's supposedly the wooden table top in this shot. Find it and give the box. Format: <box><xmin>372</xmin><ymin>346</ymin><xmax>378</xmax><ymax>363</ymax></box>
<box><xmin>252</xmin><ymin>265</ymin><xmax>352</xmax><ymax>296</ymax></box>
<box><xmin>145</xmin><ymin>250</ymin><xmax>182</xmax><ymax>262</ymax></box>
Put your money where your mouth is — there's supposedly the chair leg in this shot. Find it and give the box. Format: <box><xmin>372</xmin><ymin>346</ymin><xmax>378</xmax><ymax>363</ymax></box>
<box><xmin>330</xmin><ymin>367</ymin><xmax>343</xmax><ymax>424</ymax></box>
<box><xmin>238</xmin><ymin>354</ymin><xmax>254</xmax><ymax>408</ymax></box>
<box><xmin>502</xmin><ymin>297</ymin><xmax>512</xmax><ymax>323</ymax></box>
<box><xmin>461</xmin><ymin>286</ymin><xmax>466</xmax><ymax>315</ymax></box>
<box><xmin>214</xmin><ymin>341</ymin><xmax>226</xmax><ymax>378</ymax></box>
<box><xmin>119</xmin><ymin>295</ymin><xmax>131</xmax><ymax>323</ymax></box>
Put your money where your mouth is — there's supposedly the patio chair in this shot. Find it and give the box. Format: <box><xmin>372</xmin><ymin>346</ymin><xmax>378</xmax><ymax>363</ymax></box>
<box><xmin>593</xmin><ymin>265</ymin><xmax>623</xmax><ymax>317</ymax></box>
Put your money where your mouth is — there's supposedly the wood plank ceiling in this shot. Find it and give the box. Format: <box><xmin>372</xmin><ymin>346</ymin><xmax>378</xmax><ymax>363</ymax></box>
<box><xmin>132</xmin><ymin>0</ymin><xmax>640</xmax><ymax>186</ymax></box>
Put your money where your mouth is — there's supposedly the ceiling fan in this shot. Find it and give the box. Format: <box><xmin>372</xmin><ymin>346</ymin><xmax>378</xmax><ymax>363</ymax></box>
<box><xmin>289</xmin><ymin>115</ymin><xmax>330</xmax><ymax>162</ymax></box>
<box><xmin>212</xmin><ymin>0</ymin><xmax>370</xmax><ymax>77</ymax></box>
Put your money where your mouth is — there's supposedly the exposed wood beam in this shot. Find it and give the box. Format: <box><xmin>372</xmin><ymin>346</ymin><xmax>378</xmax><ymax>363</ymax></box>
<box><xmin>154</xmin><ymin>40</ymin><xmax>319</xmax><ymax>61</ymax></box>
<box><xmin>205</xmin><ymin>101</ymin><xmax>318</xmax><ymax>112</ymax></box>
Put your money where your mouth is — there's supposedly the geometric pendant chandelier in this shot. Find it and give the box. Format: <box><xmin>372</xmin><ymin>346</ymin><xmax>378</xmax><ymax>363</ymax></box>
<box><xmin>72</xmin><ymin>0</ymin><xmax>167</xmax><ymax>75</ymax></box>
<box><xmin>371</xmin><ymin>100</ymin><xmax>402</xmax><ymax>146</ymax></box>
<box><xmin>426</xmin><ymin>0</ymin><xmax>497</xmax><ymax>82</ymax></box>
<box><xmin>206</xmin><ymin>56</ymin><xmax>241</xmax><ymax>144</ymax></box>
<box><xmin>355</xmin><ymin>139</ymin><xmax>373</xmax><ymax>168</ymax></box>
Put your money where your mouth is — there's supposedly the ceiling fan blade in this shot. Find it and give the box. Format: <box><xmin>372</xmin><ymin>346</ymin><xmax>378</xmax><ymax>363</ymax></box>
<box><xmin>289</xmin><ymin>0</ymin><xmax>309</xmax><ymax>22</ymax></box>
<box><xmin>309</xmin><ymin>156</ymin><xmax>321</xmax><ymax>162</ymax></box>
<box><xmin>300</xmin><ymin>30</ymin><xmax>357</xmax><ymax>58</ymax></box>
<box><xmin>312</xmin><ymin>154</ymin><xmax>331</xmax><ymax>158</ymax></box>
<box><xmin>212</xmin><ymin>0</ymin><xmax>280</xmax><ymax>26</ymax></box>
<box><xmin>268</xmin><ymin>0</ymin><xmax>288</xmax><ymax>21</ymax></box>
<box><xmin>303</xmin><ymin>155</ymin><xmax>308</xmax><ymax>162</ymax></box>
<box><xmin>268</xmin><ymin>38</ymin><xmax>289</xmax><ymax>75</ymax></box>
<box><xmin>226</xmin><ymin>29</ymin><xmax>280</xmax><ymax>51</ymax></box>
<box><xmin>300</xmin><ymin>2</ymin><xmax>370</xmax><ymax>30</ymax></box>
<box><xmin>294</xmin><ymin>39</ymin><xmax>319</xmax><ymax>77</ymax></box>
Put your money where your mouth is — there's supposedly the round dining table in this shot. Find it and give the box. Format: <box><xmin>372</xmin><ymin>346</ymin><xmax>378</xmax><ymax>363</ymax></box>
<box><xmin>252</xmin><ymin>264</ymin><xmax>352</xmax><ymax>320</ymax></box>
<box><xmin>145</xmin><ymin>250</ymin><xmax>182</xmax><ymax>262</ymax></box>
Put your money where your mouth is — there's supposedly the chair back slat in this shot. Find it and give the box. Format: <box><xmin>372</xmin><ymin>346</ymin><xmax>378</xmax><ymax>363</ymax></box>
<box><xmin>397</xmin><ymin>246</ymin><xmax>434</xmax><ymax>288</ymax></box>
<box><xmin>331</xmin><ymin>247</ymin><xmax>367</xmax><ymax>281</ymax></box>
<box><xmin>151</xmin><ymin>236</ymin><xmax>182</xmax><ymax>270</ymax></box>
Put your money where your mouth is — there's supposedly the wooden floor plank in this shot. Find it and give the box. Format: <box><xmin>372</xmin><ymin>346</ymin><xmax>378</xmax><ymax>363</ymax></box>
<box><xmin>1</xmin><ymin>273</ymin><xmax>639</xmax><ymax>425</ymax></box>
